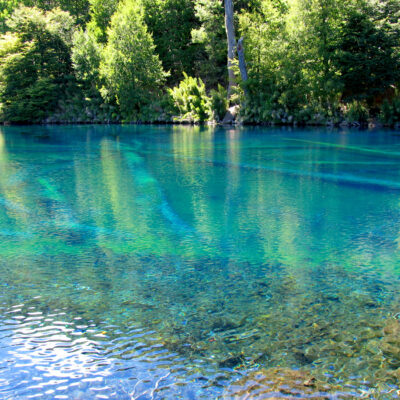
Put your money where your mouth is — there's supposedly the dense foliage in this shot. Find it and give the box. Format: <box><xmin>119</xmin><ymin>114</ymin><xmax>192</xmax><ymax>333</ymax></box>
<box><xmin>0</xmin><ymin>6</ymin><xmax>75</xmax><ymax>122</ymax></box>
<box><xmin>100</xmin><ymin>0</ymin><xmax>166</xmax><ymax>121</ymax></box>
<box><xmin>169</xmin><ymin>73</ymin><xmax>211</xmax><ymax>122</ymax></box>
<box><xmin>0</xmin><ymin>0</ymin><xmax>400</xmax><ymax>125</ymax></box>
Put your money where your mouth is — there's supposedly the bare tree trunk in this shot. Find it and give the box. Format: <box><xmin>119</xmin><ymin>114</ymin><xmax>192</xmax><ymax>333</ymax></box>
<box><xmin>224</xmin><ymin>0</ymin><xmax>236</xmax><ymax>99</ymax></box>
<box><xmin>237</xmin><ymin>37</ymin><xmax>248</xmax><ymax>83</ymax></box>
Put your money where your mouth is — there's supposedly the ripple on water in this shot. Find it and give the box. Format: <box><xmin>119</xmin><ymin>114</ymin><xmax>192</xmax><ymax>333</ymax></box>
<box><xmin>0</xmin><ymin>299</ymin><xmax>230</xmax><ymax>399</ymax></box>
<box><xmin>1</xmin><ymin>254</ymin><xmax>400</xmax><ymax>399</ymax></box>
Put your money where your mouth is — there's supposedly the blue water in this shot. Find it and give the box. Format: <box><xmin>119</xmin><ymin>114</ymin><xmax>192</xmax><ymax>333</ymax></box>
<box><xmin>1</xmin><ymin>125</ymin><xmax>400</xmax><ymax>399</ymax></box>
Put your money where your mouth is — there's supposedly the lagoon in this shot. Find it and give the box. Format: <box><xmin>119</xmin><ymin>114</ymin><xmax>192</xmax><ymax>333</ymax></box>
<box><xmin>1</xmin><ymin>125</ymin><xmax>400</xmax><ymax>398</ymax></box>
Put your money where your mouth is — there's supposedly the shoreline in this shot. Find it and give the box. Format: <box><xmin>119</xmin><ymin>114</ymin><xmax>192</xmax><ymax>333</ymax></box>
<box><xmin>1</xmin><ymin>120</ymin><xmax>398</xmax><ymax>129</ymax></box>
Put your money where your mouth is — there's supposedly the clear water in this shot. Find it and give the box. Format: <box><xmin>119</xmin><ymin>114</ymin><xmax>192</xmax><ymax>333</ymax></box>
<box><xmin>1</xmin><ymin>125</ymin><xmax>400</xmax><ymax>399</ymax></box>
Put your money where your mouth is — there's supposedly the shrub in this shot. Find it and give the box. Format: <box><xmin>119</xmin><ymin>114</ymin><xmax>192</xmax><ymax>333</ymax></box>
<box><xmin>380</xmin><ymin>97</ymin><xmax>400</xmax><ymax>126</ymax></box>
<box><xmin>169</xmin><ymin>72</ymin><xmax>211</xmax><ymax>122</ymax></box>
<box><xmin>344</xmin><ymin>100</ymin><xmax>369</xmax><ymax>123</ymax></box>
<box><xmin>210</xmin><ymin>84</ymin><xmax>227</xmax><ymax>122</ymax></box>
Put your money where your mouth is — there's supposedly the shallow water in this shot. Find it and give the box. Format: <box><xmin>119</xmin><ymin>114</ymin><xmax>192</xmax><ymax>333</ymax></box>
<box><xmin>1</xmin><ymin>125</ymin><xmax>400</xmax><ymax>399</ymax></box>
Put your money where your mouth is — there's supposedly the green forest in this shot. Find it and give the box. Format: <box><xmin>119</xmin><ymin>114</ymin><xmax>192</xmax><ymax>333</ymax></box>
<box><xmin>0</xmin><ymin>0</ymin><xmax>400</xmax><ymax>125</ymax></box>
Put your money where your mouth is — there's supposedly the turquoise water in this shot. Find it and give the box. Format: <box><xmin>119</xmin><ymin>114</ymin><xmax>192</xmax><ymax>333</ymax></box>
<box><xmin>1</xmin><ymin>125</ymin><xmax>400</xmax><ymax>398</ymax></box>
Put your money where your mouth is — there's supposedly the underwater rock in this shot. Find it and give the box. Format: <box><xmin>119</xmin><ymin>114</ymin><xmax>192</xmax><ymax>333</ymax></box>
<box><xmin>224</xmin><ymin>367</ymin><xmax>353</xmax><ymax>399</ymax></box>
<box><xmin>381</xmin><ymin>344</ymin><xmax>400</xmax><ymax>367</ymax></box>
<box><xmin>293</xmin><ymin>349</ymin><xmax>316</xmax><ymax>365</ymax></box>
<box><xmin>364</xmin><ymin>339</ymin><xmax>381</xmax><ymax>356</ymax></box>
<box><xmin>387</xmin><ymin>367</ymin><xmax>400</xmax><ymax>383</ymax></box>
<box><xmin>381</xmin><ymin>318</ymin><xmax>400</xmax><ymax>367</ymax></box>
<box><xmin>211</xmin><ymin>316</ymin><xmax>244</xmax><ymax>332</ymax></box>
<box><xmin>218</xmin><ymin>355</ymin><xmax>244</xmax><ymax>368</ymax></box>
<box><xmin>302</xmin><ymin>347</ymin><xmax>321</xmax><ymax>363</ymax></box>
<box><xmin>359</xmin><ymin>327</ymin><xmax>380</xmax><ymax>341</ymax></box>
<box><xmin>120</xmin><ymin>300</ymin><xmax>155</xmax><ymax>310</ymax></box>
<box><xmin>383</xmin><ymin>319</ymin><xmax>400</xmax><ymax>336</ymax></box>
<box><xmin>351</xmin><ymin>293</ymin><xmax>379</xmax><ymax>309</ymax></box>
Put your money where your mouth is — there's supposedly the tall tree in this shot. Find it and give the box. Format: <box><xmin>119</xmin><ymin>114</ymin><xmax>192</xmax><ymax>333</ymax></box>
<box><xmin>143</xmin><ymin>0</ymin><xmax>201</xmax><ymax>85</ymax></box>
<box><xmin>24</xmin><ymin>0</ymin><xmax>89</xmax><ymax>24</ymax></box>
<box><xmin>0</xmin><ymin>6</ymin><xmax>75</xmax><ymax>122</ymax></box>
<box><xmin>0</xmin><ymin>0</ymin><xmax>18</xmax><ymax>33</ymax></box>
<box><xmin>224</xmin><ymin>0</ymin><xmax>236</xmax><ymax>98</ymax></box>
<box><xmin>332</xmin><ymin>0</ymin><xmax>400</xmax><ymax>106</ymax></box>
<box><xmin>100</xmin><ymin>0</ymin><xmax>167</xmax><ymax>121</ymax></box>
<box><xmin>87</xmin><ymin>0</ymin><xmax>119</xmax><ymax>43</ymax></box>
<box><xmin>191</xmin><ymin>0</ymin><xmax>226</xmax><ymax>88</ymax></box>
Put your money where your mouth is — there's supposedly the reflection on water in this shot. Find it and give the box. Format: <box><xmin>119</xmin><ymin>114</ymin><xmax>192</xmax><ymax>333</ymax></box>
<box><xmin>1</xmin><ymin>125</ymin><xmax>400</xmax><ymax>398</ymax></box>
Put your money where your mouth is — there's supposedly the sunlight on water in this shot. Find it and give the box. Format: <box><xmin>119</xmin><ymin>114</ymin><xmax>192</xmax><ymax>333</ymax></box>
<box><xmin>1</xmin><ymin>125</ymin><xmax>400</xmax><ymax>398</ymax></box>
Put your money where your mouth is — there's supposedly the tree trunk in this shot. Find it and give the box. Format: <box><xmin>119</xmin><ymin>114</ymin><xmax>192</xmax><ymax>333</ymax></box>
<box><xmin>237</xmin><ymin>36</ymin><xmax>248</xmax><ymax>83</ymax></box>
<box><xmin>224</xmin><ymin>0</ymin><xmax>236</xmax><ymax>99</ymax></box>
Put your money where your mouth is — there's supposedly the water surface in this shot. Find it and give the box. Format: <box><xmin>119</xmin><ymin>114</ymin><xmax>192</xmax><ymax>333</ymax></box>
<box><xmin>1</xmin><ymin>125</ymin><xmax>400</xmax><ymax>399</ymax></box>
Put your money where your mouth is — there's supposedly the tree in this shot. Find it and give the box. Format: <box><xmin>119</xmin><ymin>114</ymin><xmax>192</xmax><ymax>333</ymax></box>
<box><xmin>224</xmin><ymin>0</ymin><xmax>236</xmax><ymax>98</ymax></box>
<box><xmin>86</xmin><ymin>0</ymin><xmax>119</xmax><ymax>43</ymax></box>
<box><xmin>290</xmin><ymin>0</ymin><xmax>345</xmax><ymax>112</ymax></box>
<box><xmin>143</xmin><ymin>0</ymin><xmax>201</xmax><ymax>86</ymax></box>
<box><xmin>72</xmin><ymin>28</ymin><xmax>102</xmax><ymax>84</ymax></box>
<box><xmin>24</xmin><ymin>0</ymin><xmax>89</xmax><ymax>24</ymax></box>
<box><xmin>100</xmin><ymin>0</ymin><xmax>167</xmax><ymax>121</ymax></box>
<box><xmin>0</xmin><ymin>6</ymin><xmax>75</xmax><ymax>122</ymax></box>
<box><xmin>0</xmin><ymin>0</ymin><xmax>18</xmax><ymax>33</ymax></box>
<box><xmin>237</xmin><ymin>0</ymin><xmax>292</xmax><ymax>121</ymax></box>
<box><xmin>191</xmin><ymin>0</ymin><xmax>226</xmax><ymax>88</ymax></box>
<box><xmin>332</xmin><ymin>0</ymin><xmax>400</xmax><ymax>107</ymax></box>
